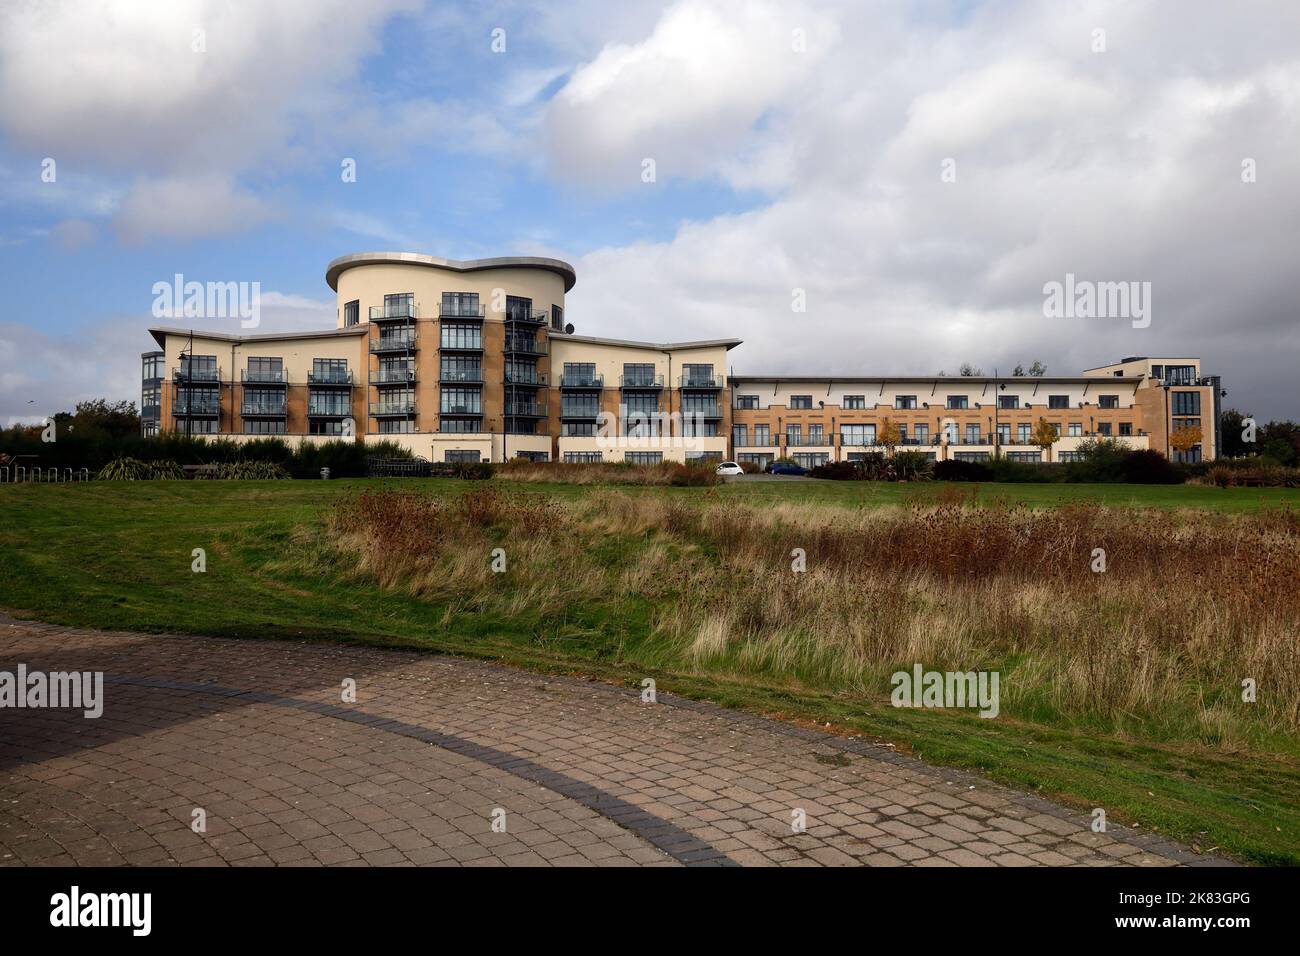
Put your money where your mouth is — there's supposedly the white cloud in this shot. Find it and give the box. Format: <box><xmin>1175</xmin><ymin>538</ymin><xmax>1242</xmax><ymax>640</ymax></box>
<box><xmin>112</xmin><ymin>175</ymin><xmax>276</xmax><ymax>243</ymax></box>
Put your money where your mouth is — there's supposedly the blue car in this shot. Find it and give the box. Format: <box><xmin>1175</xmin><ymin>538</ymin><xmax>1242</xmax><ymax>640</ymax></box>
<box><xmin>766</xmin><ymin>461</ymin><xmax>807</xmax><ymax>476</ymax></box>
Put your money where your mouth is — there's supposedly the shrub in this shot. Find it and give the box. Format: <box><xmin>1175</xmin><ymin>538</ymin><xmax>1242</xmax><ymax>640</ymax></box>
<box><xmin>808</xmin><ymin>460</ymin><xmax>868</xmax><ymax>481</ymax></box>
<box><xmin>97</xmin><ymin>457</ymin><xmax>151</xmax><ymax>481</ymax></box>
<box><xmin>451</xmin><ymin>461</ymin><xmax>493</xmax><ymax>481</ymax></box>
<box><xmin>147</xmin><ymin>458</ymin><xmax>185</xmax><ymax>480</ymax></box>
<box><xmin>892</xmin><ymin>450</ymin><xmax>934</xmax><ymax>481</ymax></box>
<box><xmin>195</xmin><ymin>460</ymin><xmax>290</xmax><ymax>480</ymax></box>
<box><xmin>933</xmin><ymin>459</ymin><xmax>993</xmax><ymax>482</ymax></box>
<box><xmin>738</xmin><ymin>460</ymin><xmax>763</xmax><ymax>474</ymax></box>
<box><xmin>986</xmin><ymin>457</ymin><xmax>1054</xmax><ymax>483</ymax></box>
<box><xmin>1064</xmin><ymin>438</ymin><xmax>1130</xmax><ymax>483</ymax></box>
<box><xmin>1121</xmin><ymin>449</ymin><xmax>1185</xmax><ymax>485</ymax></box>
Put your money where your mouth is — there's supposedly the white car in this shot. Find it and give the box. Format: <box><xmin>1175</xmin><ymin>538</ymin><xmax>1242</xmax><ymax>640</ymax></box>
<box><xmin>715</xmin><ymin>461</ymin><xmax>745</xmax><ymax>476</ymax></box>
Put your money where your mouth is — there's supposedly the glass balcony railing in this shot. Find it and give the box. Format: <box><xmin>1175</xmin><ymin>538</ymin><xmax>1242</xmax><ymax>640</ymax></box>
<box><xmin>505</xmin><ymin>309</ymin><xmax>548</xmax><ymax>325</ymax></box>
<box><xmin>174</xmin><ymin>366</ymin><xmax>220</xmax><ymax>382</ymax></box>
<box><xmin>620</xmin><ymin>373</ymin><xmax>664</xmax><ymax>389</ymax></box>
<box><xmin>307</xmin><ymin>404</ymin><xmax>351</xmax><ymax>417</ymax></box>
<box><xmin>560</xmin><ymin>405</ymin><xmax>600</xmax><ymax>419</ymax></box>
<box><xmin>308</xmin><ymin>370</ymin><xmax>353</xmax><ymax>386</ymax></box>
<box><xmin>440</xmin><ymin>336</ymin><xmax>483</xmax><ymax>351</ymax></box>
<box><xmin>369</xmin><ymin>303</ymin><xmax>416</xmax><ymax>321</ymax></box>
<box><xmin>241</xmin><ymin>402</ymin><xmax>287</xmax><ymax>417</ymax></box>
<box><xmin>371</xmin><ymin>332</ymin><xmax>417</xmax><ymax>352</ymax></box>
<box><xmin>369</xmin><ymin>401</ymin><xmax>416</xmax><ymax>417</ymax></box>
<box><xmin>440</xmin><ymin>403</ymin><xmax>482</xmax><ymax>416</ymax></box>
<box><xmin>439</xmin><ymin>369</ymin><xmax>483</xmax><ymax>383</ymax></box>
<box><xmin>173</xmin><ymin>399</ymin><xmax>220</xmax><ymax>416</ymax></box>
<box><xmin>503</xmin><ymin>338</ymin><xmax>547</xmax><ymax>355</ymax></box>
<box><xmin>241</xmin><ymin>368</ymin><xmax>288</xmax><ymax>384</ymax></box>
<box><xmin>505</xmin><ymin>371</ymin><xmax>547</xmax><ymax>386</ymax></box>
<box><xmin>372</xmin><ymin>368</ymin><xmax>415</xmax><ymax>385</ymax></box>
<box><xmin>560</xmin><ymin>373</ymin><xmax>604</xmax><ymax>388</ymax></box>
<box><xmin>438</xmin><ymin>303</ymin><xmax>485</xmax><ymax>319</ymax></box>
<box><xmin>505</xmin><ymin>402</ymin><xmax>547</xmax><ymax>418</ymax></box>
<box><xmin>678</xmin><ymin>374</ymin><xmax>725</xmax><ymax>389</ymax></box>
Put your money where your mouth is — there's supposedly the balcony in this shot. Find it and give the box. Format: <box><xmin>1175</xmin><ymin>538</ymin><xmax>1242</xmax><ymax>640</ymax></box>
<box><xmin>308</xmin><ymin>370</ymin><xmax>354</xmax><ymax>386</ymax></box>
<box><xmin>681</xmin><ymin>407</ymin><xmax>723</xmax><ymax>421</ymax></box>
<box><xmin>951</xmin><ymin>435</ymin><xmax>991</xmax><ymax>447</ymax></box>
<box><xmin>505</xmin><ymin>371</ymin><xmax>547</xmax><ymax>387</ymax></box>
<box><xmin>372</xmin><ymin>368</ymin><xmax>416</xmax><ymax>385</ymax></box>
<box><xmin>438</xmin><ymin>303</ymin><xmax>485</xmax><ymax>320</ymax></box>
<box><xmin>620</xmin><ymin>373</ymin><xmax>664</xmax><ymax>389</ymax></box>
<box><xmin>560</xmin><ymin>373</ymin><xmax>604</xmax><ymax>389</ymax></box>
<box><xmin>241</xmin><ymin>369</ymin><xmax>288</xmax><ymax>384</ymax></box>
<box><xmin>440</xmin><ymin>403</ymin><xmax>483</xmax><ymax>416</ymax></box>
<box><xmin>173</xmin><ymin>366</ymin><xmax>220</xmax><ymax>383</ymax></box>
<box><xmin>371</xmin><ymin>332</ymin><xmax>417</xmax><ymax>353</ymax></box>
<box><xmin>308</xmin><ymin>404</ymin><xmax>351</xmax><ymax>418</ymax></box>
<box><xmin>439</xmin><ymin>336</ymin><xmax>484</xmax><ymax>352</ymax></box>
<box><xmin>369</xmin><ymin>402</ymin><xmax>417</xmax><ymax>417</ymax></box>
<box><xmin>505</xmin><ymin>401</ymin><xmax>547</xmax><ymax>418</ymax></box>
<box><xmin>785</xmin><ymin>435</ymin><xmax>831</xmax><ymax>447</ymax></box>
<box><xmin>504</xmin><ymin>309</ymin><xmax>547</xmax><ymax>326</ymax></box>
<box><xmin>503</xmin><ymin>337</ymin><xmax>548</xmax><ymax>356</ymax></box>
<box><xmin>560</xmin><ymin>405</ymin><xmax>599</xmax><ymax>420</ymax></box>
<box><xmin>173</xmin><ymin>399</ymin><xmax>220</xmax><ymax>417</ymax></box>
<box><xmin>369</xmin><ymin>304</ymin><xmax>416</xmax><ymax>322</ymax></box>
<box><xmin>241</xmin><ymin>401</ymin><xmax>287</xmax><ymax>417</ymax></box>
<box><xmin>678</xmin><ymin>374</ymin><xmax>725</xmax><ymax>389</ymax></box>
<box><xmin>439</xmin><ymin>369</ymin><xmax>484</xmax><ymax>384</ymax></box>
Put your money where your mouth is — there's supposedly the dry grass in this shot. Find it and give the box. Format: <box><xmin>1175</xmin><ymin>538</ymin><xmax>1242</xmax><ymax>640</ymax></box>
<box><xmin>493</xmin><ymin>459</ymin><xmax>722</xmax><ymax>486</ymax></box>
<box><xmin>323</xmin><ymin>487</ymin><xmax>1300</xmax><ymax>746</ymax></box>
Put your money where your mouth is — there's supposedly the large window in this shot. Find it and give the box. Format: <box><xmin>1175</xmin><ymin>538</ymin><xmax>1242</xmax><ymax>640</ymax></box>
<box><xmin>622</xmin><ymin>363</ymin><xmax>657</xmax><ymax>387</ymax></box>
<box><xmin>946</xmin><ymin>395</ymin><xmax>969</xmax><ymax>410</ymax></box>
<box><xmin>1172</xmin><ymin>391</ymin><xmax>1201</xmax><ymax>416</ymax></box>
<box><xmin>180</xmin><ymin>354</ymin><xmax>217</xmax><ymax>379</ymax></box>
<box><xmin>789</xmin><ymin>395</ymin><xmax>813</xmax><ymax>409</ymax></box>
<box><xmin>378</xmin><ymin>419</ymin><xmax>415</xmax><ymax>434</ymax></box>
<box><xmin>564</xmin><ymin>452</ymin><xmax>604</xmax><ymax>464</ymax></box>
<box><xmin>343</xmin><ymin>300</ymin><xmax>359</xmax><ymax>326</ymax></box>
<box><xmin>563</xmin><ymin>362</ymin><xmax>597</xmax><ymax>386</ymax></box>
<box><xmin>913</xmin><ymin>424</ymin><xmax>929</xmax><ymax>444</ymax></box>
<box><xmin>439</xmin><ymin>417</ymin><xmax>481</xmax><ymax>433</ymax></box>
<box><xmin>965</xmin><ymin>424</ymin><xmax>981</xmax><ymax>444</ymax></box>
<box><xmin>623</xmin><ymin>393</ymin><xmax>659</xmax><ymax>436</ymax></box>
<box><xmin>142</xmin><ymin>354</ymin><xmax>164</xmax><ymax>379</ymax></box>
<box><xmin>441</xmin><ymin>292</ymin><xmax>479</xmax><ymax>317</ymax></box>
<box><xmin>440</xmin><ymin>355</ymin><xmax>481</xmax><ymax>382</ymax></box>
<box><xmin>793</xmin><ymin>452</ymin><xmax>828</xmax><ymax>469</ymax></box>
<box><xmin>441</xmin><ymin>387</ymin><xmax>481</xmax><ymax>414</ymax></box>
<box><xmin>736</xmin><ymin>394</ymin><xmax>759</xmax><ymax>410</ymax></box>
<box><xmin>505</xmin><ymin>294</ymin><xmax>533</xmax><ymax>321</ymax></box>
<box><xmin>441</xmin><ymin>323</ymin><xmax>481</xmax><ymax>349</ymax></box>
<box><xmin>681</xmin><ymin>393</ymin><xmax>719</xmax><ymax>416</ymax></box>
<box><xmin>625</xmin><ymin>452</ymin><xmax>663</xmax><ymax>465</ymax></box>
<box><xmin>732</xmin><ymin>425</ymin><xmax>748</xmax><ymax>447</ymax></box>
<box><xmin>561</xmin><ymin>394</ymin><xmax>599</xmax><ymax>418</ymax></box>
<box><xmin>895</xmin><ymin>395</ymin><xmax>917</xmax><ymax>409</ymax></box>
<box><xmin>243</xmin><ymin>418</ymin><xmax>286</xmax><ymax>434</ymax></box>
<box><xmin>681</xmin><ymin>363</ymin><xmax>715</xmax><ymax>386</ymax></box>
<box><xmin>383</xmin><ymin>292</ymin><xmax>414</xmax><ymax>318</ymax></box>
<box><xmin>506</xmin><ymin>359</ymin><xmax>541</xmax><ymax>384</ymax></box>
<box><xmin>1099</xmin><ymin>394</ymin><xmax>1120</xmax><ymax>409</ymax></box>
<box><xmin>843</xmin><ymin>395</ymin><xmax>865</xmax><ymax>409</ymax></box>
<box><xmin>561</xmin><ymin>422</ymin><xmax>597</xmax><ymax>437</ymax></box>
<box><xmin>753</xmin><ymin>424</ymin><xmax>770</xmax><ymax>446</ymax></box>
<box><xmin>445</xmin><ymin>450</ymin><xmax>482</xmax><ymax>463</ymax></box>
<box><xmin>998</xmin><ymin>395</ymin><xmax>1019</xmax><ymax>409</ymax></box>
<box><xmin>1048</xmin><ymin>394</ymin><xmax>1069</xmax><ymax>409</ymax></box>
<box><xmin>309</xmin><ymin>391</ymin><xmax>351</xmax><ymax>416</ymax></box>
<box><xmin>312</xmin><ymin>358</ymin><xmax>349</xmax><ymax>383</ymax></box>
<box><xmin>1164</xmin><ymin>365</ymin><xmax>1196</xmax><ymax>385</ymax></box>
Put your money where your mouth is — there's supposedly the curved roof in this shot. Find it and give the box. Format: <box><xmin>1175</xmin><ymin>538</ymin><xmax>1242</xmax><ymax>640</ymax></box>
<box><xmin>326</xmin><ymin>251</ymin><xmax>576</xmax><ymax>292</ymax></box>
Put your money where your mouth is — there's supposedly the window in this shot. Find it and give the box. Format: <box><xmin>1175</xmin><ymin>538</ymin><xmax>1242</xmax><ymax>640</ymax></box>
<box><xmin>378</xmin><ymin>419</ymin><xmax>415</xmax><ymax>434</ymax></box>
<box><xmin>564</xmin><ymin>452</ymin><xmax>603</xmax><ymax>464</ymax></box>
<box><xmin>808</xmin><ymin>424</ymin><xmax>824</xmax><ymax>444</ymax></box>
<box><xmin>180</xmin><ymin>354</ymin><xmax>217</xmax><ymax>379</ymax></box>
<box><xmin>181</xmin><ymin>418</ymin><xmax>219</xmax><ymax>434</ymax></box>
<box><xmin>563</xmin><ymin>362</ymin><xmax>598</xmax><ymax>386</ymax></box>
<box><xmin>954</xmin><ymin>452</ymin><xmax>990</xmax><ymax>462</ymax></box>
<box><xmin>1048</xmin><ymin>395</ymin><xmax>1069</xmax><ymax>409</ymax></box>
<box><xmin>793</xmin><ymin>453</ymin><xmax>828</xmax><ymax>469</ymax></box>
<box><xmin>141</xmin><ymin>384</ymin><xmax>160</xmax><ymax>414</ymax></box>
<box><xmin>1099</xmin><ymin>394</ymin><xmax>1119</xmax><ymax>409</ymax></box>
<box><xmin>246</xmin><ymin>356</ymin><xmax>284</xmax><ymax>383</ymax></box>
<box><xmin>895</xmin><ymin>395</ymin><xmax>917</xmax><ymax>410</ymax></box>
<box><xmin>842</xmin><ymin>424</ymin><xmax>876</xmax><ymax>446</ymax></box>
<box><xmin>310</xmin><ymin>419</ymin><xmax>350</xmax><ymax>435</ymax></box>
<box><xmin>997</xmin><ymin>395</ymin><xmax>1019</xmax><ymax>409</ymax></box>
<box><xmin>732</xmin><ymin>425</ymin><xmax>748</xmax><ymax>447</ymax></box>
<box><xmin>243</xmin><ymin>418</ymin><xmax>286</xmax><ymax>435</ymax></box>
<box><xmin>738</xmin><ymin>453</ymin><xmax>772</xmax><ymax>468</ymax></box>
<box><xmin>383</xmin><ymin>292</ymin><xmax>414</xmax><ymax>318</ymax></box>
<box><xmin>789</xmin><ymin>395</ymin><xmax>813</xmax><ymax>409</ymax></box>
<box><xmin>1165</xmin><ymin>365</ymin><xmax>1196</xmax><ymax>385</ymax></box>
<box><xmin>309</xmin><ymin>392</ymin><xmax>350</xmax><ymax>416</ymax></box>
<box><xmin>1172</xmin><ymin>391</ymin><xmax>1201</xmax><ymax>416</ymax></box>
<box><xmin>1097</xmin><ymin>422</ymin><xmax>1112</xmax><ymax>436</ymax></box>
<box><xmin>243</xmin><ymin>387</ymin><xmax>284</xmax><ymax>414</ymax></box>
<box><xmin>622</xmin><ymin>363</ymin><xmax>658</xmax><ymax>387</ymax></box>
<box><xmin>1068</xmin><ymin>423</ymin><xmax>1082</xmax><ymax>437</ymax></box>
<box><xmin>1006</xmin><ymin>451</ymin><xmax>1041</xmax><ymax>463</ymax></box>
<box><xmin>843</xmin><ymin>395</ymin><xmax>866</xmax><ymax>409</ymax></box>
<box><xmin>913</xmin><ymin>424</ymin><xmax>929</xmax><ymax>444</ymax></box>
<box><xmin>965</xmin><ymin>424</ymin><xmax>981</xmax><ymax>444</ymax></box>
<box><xmin>681</xmin><ymin>363</ymin><xmax>715</xmax><ymax>386</ymax></box>
<box><xmin>1119</xmin><ymin>422</ymin><xmax>1133</xmax><ymax>437</ymax></box>
<box><xmin>623</xmin><ymin>393</ymin><xmax>660</xmax><ymax>436</ymax></box>
<box><xmin>625</xmin><ymin>452</ymin><xmax>663</xmax><ymax>465</ymax></box>
<box><xmin>736</xmin><ymin>394</ymin><xmax>759</xmax><ymax>409</ymax></box>
<box><xmin>1017</xmin><ymin>423</ymin><xmax>1031</xmax><ymax>443</ymax></box>
<box><xmin>343</xmin><ymin>300</ymin><xmax>359</xmax><ymax>326</ymax></box>
<box><xmin>440</xmin><ymin>355</ymin><xmax>480</xmax><ymax>382</ymax></box>
<box><xmin>946</xmin><ymin>395</ymin><xmax>969</xmax><ymax>410</ymax></box>
<box><xmin>681</xmin><ymin>393</ymin><xmax>719</xmax><ymax>417</ymax></box>
<box><xmin>442</xmin><ymin>292</ymin><xmax>479</xmax><ymax>318</ymax></box>
<box><xmin>439</xmin><ymin>417</ymin><xmax>481</xmax><ymax>433</ymax></box>
<box><xmin>754</xmin><ymin>424</ymin><xmax>770</xmax><ymax>446</ymax></box>
<box><xmin>1058</xmin><ymin>451</ymin><xmax>1084</xmax><ymax>463</ymax></box>
<box><xmin>312</xmin><ymin>358</ymin><xmax>349</xmax><ymax>384</ymax></box>
<box><xmin>505</xmin><ymin>294</ymin><xmax>533</xmax><ymax>321</ymax></box>
<box><xmin>997</xmin><ymin>423</ymin><xmax>1011</xmax><ymax>444</ymax></box>
<box><xmin>446</xmin><ymin>450</ymin><xmax>482</xmax><ymax>463</ymax></box>
<box><xmin>441</xmin><ymin>323</ymin><xmax>481</xmax><ymax>350</ymax></box>
<box><xmin>505</xmin><ymin>358</ymin><xmax>541</xmax><ymax>385</ymax></box>
<box><xmin>561</xmin><ymin>394</ymin><xmax>599</xmax><ymax>418</ymax></box>
<box><xmin>142</xmin><ymin>354</ymin><xmax>164</xmax><ymax>379</ymax></box>
<box><xmin>441</xmin><ymin>387</ymin><xmax>481</xmax><ymax>414</ymax></box>
<box><xmin>551</xmin><ymin>304</ymin><xmax>564</xmax><ymax>331</ymax></box>
<box><xmin>561</xmin><ymin>422</ymin><xmax>597</xmax><ymax>437</ymax></box>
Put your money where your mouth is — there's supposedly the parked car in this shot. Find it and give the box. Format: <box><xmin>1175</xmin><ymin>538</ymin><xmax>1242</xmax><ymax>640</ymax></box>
<box><xmin>765</xmin><ymin>461</ymin><xmax>807</xmax><ymax>476</ymax></box>
<box><xmin>715</xmin><ymin>461</ymin><xmax>745</xmax><ymax>476</ymax></box>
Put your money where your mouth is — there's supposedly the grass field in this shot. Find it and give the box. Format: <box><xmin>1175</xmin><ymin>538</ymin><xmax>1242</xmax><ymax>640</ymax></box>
<box><xmin>2</xmin><ymin>475</ymin><xmax>1298</xmax><ymax>865</ymax></box>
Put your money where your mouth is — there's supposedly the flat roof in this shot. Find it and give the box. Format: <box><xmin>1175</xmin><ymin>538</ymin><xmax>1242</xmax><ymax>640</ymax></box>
<box><xmin>326</xmin><ymin>251</ymin><xmax>577</xmax><ymax>292</ymax></box>
<box><xmin>730</xmin><ymin>375</ymin><xmax>1144</xmax><ymax>385</ymax></box>
<box><xmin>550</xmin><ymin>332</ymin><xmax>743</xmax><ymax>351</ymax></box>
<box><xmin>149</xmin><ymin>325</ymin><xmax>366</xmax><ymax>349</ymax></box>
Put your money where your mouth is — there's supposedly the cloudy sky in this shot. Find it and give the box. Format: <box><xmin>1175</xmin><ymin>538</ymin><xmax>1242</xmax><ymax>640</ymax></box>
<box><xmin>2</xmin><ymin>0</ymin><xmax>1297</xmax><ymax>423</ymax></box>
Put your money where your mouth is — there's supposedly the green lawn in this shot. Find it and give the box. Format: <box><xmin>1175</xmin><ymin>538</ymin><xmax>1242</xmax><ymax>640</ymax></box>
<box><xmin>2</xmin><ymin>476</ymin><xmax>1298</xmax><ymax>865</ymax></box>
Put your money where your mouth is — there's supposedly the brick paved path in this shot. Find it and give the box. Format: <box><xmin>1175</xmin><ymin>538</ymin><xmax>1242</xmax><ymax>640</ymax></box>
<box><xmin>0</xmin><ymin>617</ymin><xmax>1228</xmax><ymax>867</ymax></box>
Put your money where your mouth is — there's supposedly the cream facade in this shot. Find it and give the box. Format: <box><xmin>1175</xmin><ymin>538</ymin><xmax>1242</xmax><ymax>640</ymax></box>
<box><xmin>140</xmin><ymin>253</ymin><xmax>1220</xmax><ymax>465</ymax></box>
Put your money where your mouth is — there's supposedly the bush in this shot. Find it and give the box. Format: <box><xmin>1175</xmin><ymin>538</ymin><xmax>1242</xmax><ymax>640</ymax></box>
<box><xmin>808</xmin><ymin>460</ymin><xmax>869</xmax><ymax>481</ymax></box>
<box><xmin>97</xmin><ymin>457</ymin><xmax>152</xmax><ymax>480</ymax></box>
<box><xmin>892</xmin><ymin>450</ymin><xmax>934</xmax><ymax>481</ymax></box>
<box><xmin>933</xmin><ymin>459</ymin><xmax>993</xmax><ymax>482</ymax></box>
<box><xmin>986</xmin><ymin>457</ymin><xmax>1055</xmax><ymax>483</ymax></box>
<box><xmin>1063</xmin><ymin>438</ymin><xmax>1130</xmax><ymax>482</ymax></box>
<box><xmin>451</xmin><ymin>461</ymin><xmax>493</xmax><ymax>481</ymax></box>
<box><xmin>1121</xmin><ymin>449</ymin><xmax>1185</xmax><ymax>485</ymax></box>
<box><xmin>195</xmin><ymin>460</ymin><xmax>290</xmax><ymax>480</ymax></box>
<box><xmin>738</xmin><ymin>460</ymin><xmax>763</xmax><ymax>474</ymax></box>
<box><xmin>148</xmin><ymin>458</ymin><xmax>185</xmax><ymax>480</ymax></box>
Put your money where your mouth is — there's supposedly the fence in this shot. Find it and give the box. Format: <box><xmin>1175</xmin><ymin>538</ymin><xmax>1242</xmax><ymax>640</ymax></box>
<box><xmin>0</xmin><ymin>466</ymin><xmax>92</xmax><ymax>483</ymax></box>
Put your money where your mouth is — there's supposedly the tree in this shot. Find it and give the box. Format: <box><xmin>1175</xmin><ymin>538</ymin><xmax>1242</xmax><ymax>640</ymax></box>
<box><xmin>878</xmin><ymin>417</ymin><xmax>902</xmax><ymax>455</ymax></box>
<box><xmin>1219</xmin><ymin>408</ymin><xmax>1250</xmax><ymax>458</ymax></box>
<box><xmin>1012</xmin><ymin>361</ymin><xmax>1046</xmax><ymax>377</ymax></box>
<box><xmin>958</xmin><ymin>362</ymin><xmax>983</xmax><ymax>377</ymax></box>
<box><xmin>1258</xmin><ymin>420</ymin><xmax>1300</xmax><ymax>465</ymax></box>
<box><xmin>1031</xmin><ymin>417</ymin><xmax>1057</xmax><ymax>460</ymax></box>
<box><xmin>66</xmin><ymin>399</ymin><xmax>140</xmax><ymax>439</ymax></box>
<box><xmin>1170</xmin><ymin>424</ymin><xmax>1203</xmax><ymax>460</ymax></box>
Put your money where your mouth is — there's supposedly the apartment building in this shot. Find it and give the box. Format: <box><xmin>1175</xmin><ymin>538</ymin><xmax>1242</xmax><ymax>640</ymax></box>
<box><xmin>140</xmin><ymin>252</ymin><xmax>1219</xmax><ymax>465</ymax></box>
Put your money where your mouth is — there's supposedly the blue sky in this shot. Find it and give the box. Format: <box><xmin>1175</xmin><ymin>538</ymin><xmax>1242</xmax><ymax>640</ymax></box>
<box><xmin>2</xmin><ymin>0</ymin><xmax>1298</xmax><ymax>421</ymax></box>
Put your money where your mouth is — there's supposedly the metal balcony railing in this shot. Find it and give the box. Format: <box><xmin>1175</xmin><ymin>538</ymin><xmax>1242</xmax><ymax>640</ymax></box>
<box><xmin>560</xmin><ymin>405</ymin><xmax>600</xmax><ymax>419</ymax></box>
<box><xmin>241</xmin><ymin>402</ymin><xmax>287</xmax><ymax>417</ymax></box>
<box><xmin>439</xmin><ymin>336</ymin><xmax>483</xmax><ymax>351</ymax></box>
<box><xmin>241</xmin><ymin>369</ymin><xmax>288</xmax><ymax>384</ymax></box>
<box><xmin>308</xmin><ymin>370</ymin><xmax>353</xmax><ymax>386</ymax></box>
<box><xmin>369</xmin><ymin>402</ymin><xmax>417</xmax><ymax>417</ymax></box>
<box><xmin>371</xmin><ymin>332</ymin><xmax>417</xmax><ymax>352</ymax></box>
<box><xmin>173</xmin><ymin>400</ymin><xmax>220</xmax><ymax>416</ymax></box>
<box><xmin>505</xmin><ymin>402</ymin><xmax>547</xmax><ymax>418</ymax></box>
<box><xmin>307</xmin><ymin>404</ymin><xmax>351</xmax><ymax>417</ymax></box>
<box><xmin>439</xmin><ymin>369</ymin><xmax>484</xmax><ymax>384</ymax></box>
<box><xmin>372</xmin><ymin>368</ymin><xmax>416</xmax><ymax>385</ymax></box>
<box><xmin>505</xmin><ymin>371</ymin><xmax>547</xmax><ymax>386</ymax></box>
<box><xmin>438</xmin><ymin>303</ymin><xmax>485</xmax><ymax>319</ymax></box>
<box><xmin>678</xmin><ymin>374</ymin><xmax>725</xmax><ymax>389</ymax></box>
<box><xmin>173</xmin><ymin>366</ymin><xmax>221</xmax><ymax>383</ymax></box>
<box><xmin>503</xmin><ymin>338</ymin><xmax>547</xmax><ymax>355</ymax></box>
<box><xmin>505</xmin><ymin>309</ymin><xmax>548</xmax><ymax>325</ymax></box>
<box><xmin>369</xmin><ymin>303</ymin><xmax>416</xmax><ymax>321</ymax></box>
<box><xmin>440</xmin><ymin>404</ymin><xmax>482</xmax><ymax>416</ymax></box>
